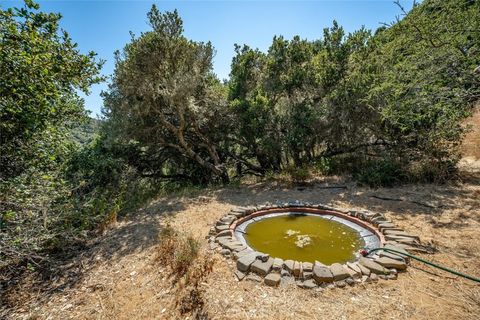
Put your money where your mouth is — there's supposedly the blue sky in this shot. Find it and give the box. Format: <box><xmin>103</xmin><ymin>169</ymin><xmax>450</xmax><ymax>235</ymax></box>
<box><xmin>2</xmin><ymin>0</ymin><xmax>413</xmax><ymax>117</ymax></box>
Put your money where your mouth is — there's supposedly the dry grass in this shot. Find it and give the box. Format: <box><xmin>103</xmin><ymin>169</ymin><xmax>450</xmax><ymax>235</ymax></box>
<box><xmin>156</xmin><ymin>225</ymin><xmax>200</xmax><ymax>280</ymax></box>
<box><xmin>461</xmin><ymin>106</ymin><xmax>480</xmax><ymax>159</ymax></box>
<box><xmin>2</xmin><ymin>165</ymin><xmax>479</xmax><ymax>319</ymax></box>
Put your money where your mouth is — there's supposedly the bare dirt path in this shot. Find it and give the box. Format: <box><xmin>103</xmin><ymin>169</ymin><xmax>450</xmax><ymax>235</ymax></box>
<box><xmin>5</xmin><ymin>167</ymin><xmax>480</xmax><ymax>320</ymax></box>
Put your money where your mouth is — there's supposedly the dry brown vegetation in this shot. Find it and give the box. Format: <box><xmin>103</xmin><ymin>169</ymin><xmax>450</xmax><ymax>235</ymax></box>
<box><xmin>2</xmin><ymin>163</ymin><xmax>479</xmax><ymax>319</ymax></box>
<box><xmin>461</xmin><ymin>106</ymin><xmax>480</xmax><ymax>159</ymax></box>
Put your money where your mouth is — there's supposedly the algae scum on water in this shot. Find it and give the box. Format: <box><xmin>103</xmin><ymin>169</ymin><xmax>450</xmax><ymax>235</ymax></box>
<box><xmin>244</xmin><ymin>214</ymin><xmax>365</xmax><ymax>264</ymax></box>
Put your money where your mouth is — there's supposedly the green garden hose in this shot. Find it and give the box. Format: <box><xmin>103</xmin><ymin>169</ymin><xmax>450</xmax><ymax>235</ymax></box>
<box><xmin>362</xmin><ymin>248</ymin><xmax>480</xmax><ymax>283</ymax></box>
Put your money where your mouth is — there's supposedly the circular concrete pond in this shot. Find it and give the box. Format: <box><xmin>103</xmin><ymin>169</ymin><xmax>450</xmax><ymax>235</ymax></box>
<box><xmin>208</xmin><ymin>203</ymin><xmax>420</xmax><ymax>288</ymax></box>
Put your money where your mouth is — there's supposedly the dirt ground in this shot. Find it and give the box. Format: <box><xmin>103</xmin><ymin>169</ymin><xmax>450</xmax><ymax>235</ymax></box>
<box><xmin>3</xmin><ymin>164</ymin><xmax>480</xmax><ymax>320</ymax></box>
<box><xmin>3</xmin><ymin>109</ymin><xmax>480</xmax><ymax>320</ymax></box>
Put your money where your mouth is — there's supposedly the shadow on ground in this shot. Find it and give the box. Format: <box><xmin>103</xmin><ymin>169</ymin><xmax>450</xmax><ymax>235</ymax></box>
<box><xmin>2</xmin><ymin>169</ymin><xmax>479</xmax><ymax>317</ymax></box>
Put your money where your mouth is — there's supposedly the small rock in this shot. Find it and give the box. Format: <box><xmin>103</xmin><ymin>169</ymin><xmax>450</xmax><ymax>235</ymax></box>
<box><xmin>251</xmin><ymin>257</ymin><xmax>274</xmax><ymax>276</ymax></box>
<box><xmin>330</xmin><ymin>263</ymin><xmax>350</xmax><ymax>281</ymax></box>
<box><xmin>233</xmin><ymin>248</ymin><xmax>253</xmax><ymax>260</ymax></box>
<box><xmin>220</xmin><ymin>249</ymin><xmax>231</xmax><ymax>256</ymax></box>
<box><xmin>293</xmin><ymin>261</ymin><xmax>302</xmax><ymax>278</ymax></box>
<box><xmin>257</xmin><ymin>253</ymin><xmax>270</xmax><ymax>262</ymax></box>
<box><xmin>208</xmin><ymin>227</ymin><xmax>216</xmax><ymax>235</ymax></box>
<box><xmin>235</xmin><ymin>270</ymin><xmax>246</xmax><ymax>280</ymax></box>
<box><xmin>346</xmin><ymin>266</ymin><xmax>362</xmax><ymax>279</ymax></box>
<box><xmin>378</xmin><ymin>222</ymin><xmax>396</xmax><ymax>231</ymax></box>
<box><xmin>281</xmin><ymin>275</ymin><xmax>295</xmax><ymax>286</ymax></box>
<box><xmin>245</xmin><ymin>273</ymin><xmax>262</xmax><ymax>282</ymax></box>
<box><xmin>216</xmin><ymin>236</ymin><xmax>232</xmax><ymax>245</ymax></box>
<box><xmin>369</xmin><ymin>273</ymin><xmax>379</xmax><ymax>282</ymax></box>
<box><xmin>284</xmin><ymin>260</ymin><xmax>295</xmax><ymax>272</ymax></box>
<box><xmin>335</xmin><ymin>280</ymin><xmax>347</xmax><ymax>288</ymax></box>
<box><xmin>264</xmin><ymin>273</ymin><xmax>281</xmax><ymax>287</ymax></box>
<box><xmin>374</xmin><ymin>257</ymin><xmax>407</xmax><ymax>270</ymax></box>
<box><xmin>314</xmin><ymin>260</ymin><xmax>326</xmax><ymax>268</ymax></box>
<box><xmin>358</xmin><ymin>257</ymin><xmax>389</xmax><ymax>274</ymax></box>
<box><xmin>383</xmin><ymin>245</ymin><xmax>410</xmax><ymax>261</ymax></box>
<box><xmin>379</xmin><ymin>250</ymin><xmax>407</xmax><ymax>262</ymax></box>
<box><xmin>215</xmin><ymin>230</ymin><xmax>232</xmax><ymax>238</ymax></box>
<box><xmin>281</xmin><ymin>269</ymin><xmax>291</xmax><ymax>277</ymax></box>
<box><xmin>230</xmin><ymin>211</ymin><xmax>245</xmax><ymax>218</ymax></box>
<box><xmin>345</xmin><ymin>278</ymin><xmax>355</xmax><ymax>286</ymax></box>
<box><xmin>236</xmin><ymin>252</ymin><xmax>257</xmax><ymax>272</ymax></box>
<box><xmin>298</xmin><ymin>279</ymin><xmax>317</xmax><ymax>289</ymax></box>
<box><xmin>384</xmin><ymin>235</ymin><xmax>417</xmax><ymax>244</ymax></box>
<box><xmin>356</xmin><ymin>263</ymin><xmax>371</xmax><ymax>276</ymax></box>
<box><xmin>302</xmin><ymin>262</ymin><xmax>313</xmax><ymax>272</ymax></box>
<box><xmin>223</xmin><ymin>241</ymin><xmax>244</xmax><ymax>251</ymax></box>
<box><xmin>313</xmin><ymin>265</ymin><xmax>334</xmax><ymax>283</ymax></box>
<box><xmin>220</xmin><ymin>215</ymin><xmax>236</xmax><ymax>223</ymax></box>
<box><xmin>386</xmin><ymin>274</ymin><xmax>397</xmax><ymax>280</ymax></box>
<box><xmin>383</xmin><ymin>230</ymin><xmax>419</xmax><ymax>241</ymax></box>
<box><xmin>272</xmin><ymin>258</ymin><xmax>284</xmax><ymax>271</ymax></box>
<box><xmin>215</xmin><ymin>221</ymin><xmax>229</xmax><ymax>229</ymax></box>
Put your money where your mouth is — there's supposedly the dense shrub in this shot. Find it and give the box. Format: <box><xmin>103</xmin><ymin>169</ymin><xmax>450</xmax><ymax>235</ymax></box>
<box><xmin>2</xmin><ymin>0</ymin><xmax>478</xmax><ymax>280</ymax></box>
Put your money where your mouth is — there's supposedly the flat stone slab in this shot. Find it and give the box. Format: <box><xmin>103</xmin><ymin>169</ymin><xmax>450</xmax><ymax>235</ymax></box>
<box><xmin>385</xmin><ymin>235</ymin><xmax>418</xmax><ymax>244</ymax></box>
<box><xmin>215</xmin><ymin>230</ymin><xmax>232</xmax><ymax>238</ymax></box>
<box><xmin>272</xmin><ymin>258</ymin><xmax>284</xmax><ymax>271</ymax></box>
<box><xmin>284</xmin><ymin>260</ymin><xmax>294</xmax><ymax>272</ymax></box>
<box><xmin>345</xmin><ymin>263</ymin><xmax>362</xmax><ymax>279</ymax></box>
<box><xmin>314</xmin><ymin>260</ymin><xmax>326</xmax><ymax>268</ymax></box>
<box><xmin>330</xmin><ymin>263</ymin><xmax>350</xmax><ymax>281</ymax></box>
<box><xmin>264</xmin><ymin>273</ymin><xmax>281</xmax><ymax>287</ymax></box>
<box><xmin>236</xmin><ymin>252</ymin><xmax>257</xmax><ymax>272</ymax></box>
<box><xmin>378</xmin><ymin>222</ymin><xmax>396</xmax><ymax>230</ymax></box>
<box><xmin>383</xmin><ymin>245</ymin><xmax>410</xmax><ymax>261</ymax></box>
<box><xmin>384</xmin><ymin>230</ymin><xmax>420</xmax><ymax>240</ymax></box>
<box><xmin>251</xmin><ymin>257</ymin><xmax>274</xmax><ymax>276</ymax></box>
<box><xmin>223</xmin><ymin>240</ymin><xmax>244</xmax><ymax>251</ymax></box>
<box><xmin>293</xmin><ymin>261</ymin><xmax>301</xmax><ymax>277</ymax></box>
<box><xmin>234</xmin><ymin>248</ymin><xmax>253</xmax><ymax>259</ymax></box>
<box><xmin>302</xmin><ymin>262</ymin><xmax>313</xmax><ymax>272</ymax></box>
<box><xmin>379</xmin><ymin>250</ymin><xmax>407</xmax><ymax>262</ymax></box>
<box><xmin>215</xmin><ymin>236</ymin><xmax>231</xmax><ymax>244</ymax></box>
<box><xmin>346</xmin><ymin>262</ymin><xmax>362</xmax><ymax>274</ymax></box>
<box><xmin>375</xmin><ymin>257</ymin><xmax>407</xmax><ymax>270</ymax></box>
<box><xmin>356</xmin><ymin>262</ymin><xmax>371</xmax><ymax>276</ymax></box>
<box><xmin>245</xmin><ymin>273</ymin><xmax>262</xmax><ymax>282</ymax></box>
<box><xmin>313</xmin><ymin>265</ymin><xmax>334</xmax><ymax>283</ymax></box>
<box><xmin>359</xmin><ymin>257</ymin><xmax>389</xmax><ymax>275</ymax></box>
<box><xmin>220</xmin><ymin>215</ymin><xmax>236</xmax><ymax>223</ymax></box>
<box><xmin>230</xmin><ymin>211</ymin><xmax>245</xmax><ymax>218</ymax></box>
<box><xmin>281</xmin><ymin>275</ymin><xmax>295</xmax><ymax>286</ymax></box>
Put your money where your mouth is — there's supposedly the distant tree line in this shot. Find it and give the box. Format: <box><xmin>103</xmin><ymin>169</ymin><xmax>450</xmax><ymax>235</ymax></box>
<box><xmin>96</xmin><ymin>0</ymin><xmax>479</xmax><ymax>186</ymax></box>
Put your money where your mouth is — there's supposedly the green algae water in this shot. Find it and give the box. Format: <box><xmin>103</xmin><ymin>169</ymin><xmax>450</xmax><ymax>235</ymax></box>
<box><xmin>244</xmin><ymin>214</ymin><xmax>365</xmax><ymax>264</ymax></box>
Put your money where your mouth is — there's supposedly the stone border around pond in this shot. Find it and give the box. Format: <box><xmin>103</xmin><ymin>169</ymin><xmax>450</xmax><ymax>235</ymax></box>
<box><xmin>207</xmin><ymin>202</ymin><xmax>422</xmax><ymax>289</ymax></box>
